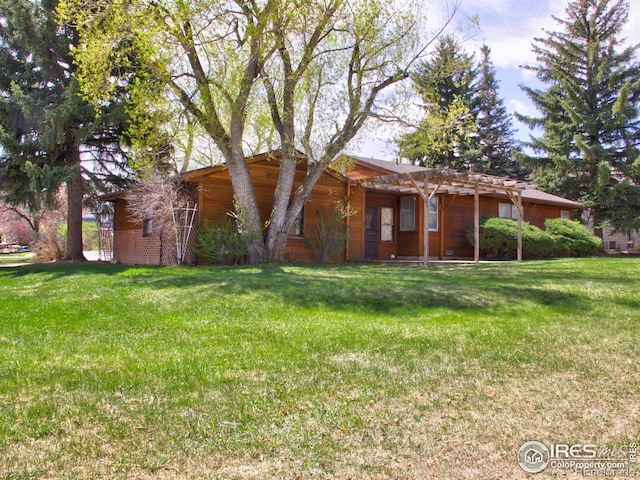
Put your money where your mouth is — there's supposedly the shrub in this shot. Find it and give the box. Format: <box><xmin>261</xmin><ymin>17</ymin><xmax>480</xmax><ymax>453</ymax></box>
<box><xmin>192</xmin><ymin>217</ymin><xmax>249</xmax><ymax>265</ymax></box>
<box><xmin>32</xmin><ymin>221</ymin><xmax>65</xmax><ymax>261</ymax></box>
<box><xmin>544</xmin><ymin>218</ymin><xmax>602</xmax><ymax>257</ymax></box>
<box><xmin>467</xmin><ymin>216</ymin><xmax>555</xmax><ymax>259</ymax></box>
<box><xmin>306</xmin><ymin>203</ymin><xmax>355</xmax><ymax>263</ymax></box>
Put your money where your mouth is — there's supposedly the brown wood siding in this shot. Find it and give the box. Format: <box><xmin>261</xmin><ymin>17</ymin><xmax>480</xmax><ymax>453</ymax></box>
<box><xmin>347</xmin><ymin>185</ymin><xmax>365</xmax><ymax>260</ymax></box>
<box><xmin>438</xmin><ymin>195</ymin><xmax>484</xmax><ymax>258</ymax></box>
<box><xmin>196</xmin><ymin>159</ymin><xmax>348</xmax><ymax>263</ymax></box>
<box><xmin>398</xmin><ymin>195</ymin><xmax>420</xmax><ymax>257</ymax></box>
<box><xmin>110</xmin><ymin>155</ymin><xmax>576</xmax><ymax>264</ymax></box>
<box><xmin>524</xmin><ymin>202</ymin><xmax>563</xmax><ymax>228</ymax></box>
<box><xmin>113</xmin><ymin>198</ymin><xmax>137</xmax><ymax>231</ymax></box>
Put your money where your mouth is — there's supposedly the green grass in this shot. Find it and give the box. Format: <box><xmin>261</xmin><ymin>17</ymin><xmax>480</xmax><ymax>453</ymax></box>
<box><xmin>0</xmin><ymin>258</ymin><xmax>639</xmax><ymax>478</ymax></box>
<box><xmin>0</xmin><ymin>252</ymin><xmax>35</xmax><ymax>266</ymax></box>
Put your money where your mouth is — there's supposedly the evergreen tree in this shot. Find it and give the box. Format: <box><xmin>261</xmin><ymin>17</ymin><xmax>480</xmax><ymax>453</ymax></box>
<box><xmin>475</xmin><ymin>45</ymin><xmax>525</xmax><ymax>179</ymax></box>
<box><xmin>398</xmin><ymin>35</ymin><xmax>478</xmax><ymax>170</ymax></box>
<box><xmin>0</xmin><ymin>0</ymin><xmax>130</xmax><ymax>260</ymax></box>
<box><xmin>516</xmin><ymin>0</ymin><xmax>640</xmax><ymax>233</ymax></box>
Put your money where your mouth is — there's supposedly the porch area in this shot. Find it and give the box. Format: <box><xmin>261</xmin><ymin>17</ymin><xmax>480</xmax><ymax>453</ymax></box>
<box><xmin>350</xmin><ymin>169</ymin><xmax>533</xmax><ymax>266</ymax></box>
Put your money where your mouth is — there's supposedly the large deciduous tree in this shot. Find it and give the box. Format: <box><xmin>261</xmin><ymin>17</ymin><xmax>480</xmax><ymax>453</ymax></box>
<box><xmin>516</xmin><ymin>0</ymin><xmax>640</xmax><ymax>233</ymax></box>
<box><xmin>0</xmin><ymin>0</ymin><xmax>130</xmax><ymax>260</ymax></box>
<box><xmin>60</xmin><ymin>0</ymin><xmax>458</xmax><ymax>263</ymax></box>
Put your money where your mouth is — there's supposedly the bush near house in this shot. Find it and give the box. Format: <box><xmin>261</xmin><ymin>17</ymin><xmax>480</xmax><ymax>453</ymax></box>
<box><xmin>306</xmin><ymin>204</ymin><xmax>354</xmax><ymax>263</ymax></box>
<box><xmin>192</xmin><ymin>217</ymin><xmax>249</xmax><ymax>265</ymax></box>
<box><xmin>544</xmin><ymin>218</ymin><xmax>602</xmax><ymax>257</ymax></box>
<box><xmin>468</xmin><ymin>216</ymin><xmax>556</xmax><ymax>259</ymax></box>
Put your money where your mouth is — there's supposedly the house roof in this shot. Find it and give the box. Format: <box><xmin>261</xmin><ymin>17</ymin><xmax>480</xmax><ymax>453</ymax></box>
<box><xmin>519</xmin><ymin>189</ymin><xmax>584</xmax><ymax>209</ymax></box>
<box><xmin>346</xmin><ymin>155</ymin><xmax>427</xmax><ymax>175</ymax></box>
<box><xmin>101</xmin><ymin>152</ymin><xmax>583</xmax><ymax>210</ymax></box>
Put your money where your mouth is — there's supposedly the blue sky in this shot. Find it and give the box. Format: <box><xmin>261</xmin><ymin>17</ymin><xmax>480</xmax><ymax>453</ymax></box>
<box><xmin>356</xmin><ymin>0</ymin><xmax>640</xmax><ymax>159</ymax></box>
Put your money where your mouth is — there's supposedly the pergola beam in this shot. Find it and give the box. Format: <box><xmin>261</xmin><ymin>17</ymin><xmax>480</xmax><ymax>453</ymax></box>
<box><xmin>354</xmin><ymin>171</ymin><xmax>530</xmax><ymax>197</ymax></box>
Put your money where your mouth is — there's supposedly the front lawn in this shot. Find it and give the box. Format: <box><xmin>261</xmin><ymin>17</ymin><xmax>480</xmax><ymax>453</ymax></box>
<box><xmin>0</xmin><ymin>259</ymin><xmax>638</xmax><ymax>478</ymax></box>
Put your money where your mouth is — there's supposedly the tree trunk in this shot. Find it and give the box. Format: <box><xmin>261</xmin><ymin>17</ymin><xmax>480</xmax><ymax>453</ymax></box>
<box><xmin>63</xmin><ymin>147</ymin><xmax>86</xmax><ymax>262</ymax></box>
<box><xmin>265</xmin><ymin>150</ymin><xmax>298</xmax><ymax>262</ymax></box>
<box><xmin>225</xmin><ymin>149</ymin><xmax>268</xmax><ymax>263</ymax></box>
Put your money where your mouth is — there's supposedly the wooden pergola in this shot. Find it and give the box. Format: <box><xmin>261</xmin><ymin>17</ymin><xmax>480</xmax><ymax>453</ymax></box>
<box><xmin>352</xmin><ymin>169</ymin><xmax>536</xmax><ymax>266</ymax></box>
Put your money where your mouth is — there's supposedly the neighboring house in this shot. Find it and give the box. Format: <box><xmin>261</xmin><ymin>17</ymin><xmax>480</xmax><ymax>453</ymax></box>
<box><xmin>600</xmin><ymin>229</ymin><xmax>640</xmax><ymax>253</ymax></box>
<box><xmin>102</xmin><ymin>150</ymin><xmax>583</xmax><ymax>265</ymax></box>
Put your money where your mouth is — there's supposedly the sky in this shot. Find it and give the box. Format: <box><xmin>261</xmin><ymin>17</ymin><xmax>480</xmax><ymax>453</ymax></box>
<box><xmin>355</xmin><ymin>0</ymin><xmax>640</xmax><ymax>160</ymax></box>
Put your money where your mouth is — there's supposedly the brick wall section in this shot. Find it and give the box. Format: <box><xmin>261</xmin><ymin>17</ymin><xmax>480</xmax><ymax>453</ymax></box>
<box><xmin>111</xmin><ymin>196</ymin><xmax>173</xmax><ymax>265</ymax></box>
<box><xmin>113</xmin><ymin>229</ymin><xmax>162</xmax><ymax>265</ymax></box>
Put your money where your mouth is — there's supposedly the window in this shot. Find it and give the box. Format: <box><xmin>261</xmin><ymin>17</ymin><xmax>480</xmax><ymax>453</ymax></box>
<box><xmin>428</xmin><ymin>197</ymin><xmax>438</xmax><ymax>232</ymax></box>
<box><xmin>499</xmin><ymin>202</ymin><xmax>518</xmax><ymax>219</ymax></box>
<box><xmin>381</xmin><ymin>207</ymin><xmax>394</xmax><ymax>242</ymax></box>
<box><xmin>401</xmin><ymin>195</ymin><xmax>437</xmax><ymax>231</ymax></box>
<box><xmin>289</xmin><ymin>208</ymin><xmax>304</xmax><ymax>236</ymax></box>
<box><xmin>142</xmin><ymin>218</ymin><xmax>153</xmax><ymax>237</ymax></box>
<box><xmin>560</xmin><ymin>210</ymin><xmax>570</xmax><ymax>219</ymax></box>
<box><xmin>400</xmin><ymin>196</ymin><xmax>415</xmax><ymax>231</ymax></box>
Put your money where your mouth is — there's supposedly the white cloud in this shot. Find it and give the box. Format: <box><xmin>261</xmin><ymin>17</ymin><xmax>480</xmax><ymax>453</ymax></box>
<box><xmin>508</xmin><ymin>98</ymin><xmax>533</xmax><ymax>117</ymax></box>
<box><xmin>462</xmin><ymin>0</ymin><xmax>640</xmax><ymax>68</ymax></box>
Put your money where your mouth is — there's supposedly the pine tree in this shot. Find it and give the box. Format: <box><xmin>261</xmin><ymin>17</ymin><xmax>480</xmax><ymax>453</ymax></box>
<box><xmin>398</xmin><ymin>35</ymin><xmax>478</xmax><ymax>170</ymax></box>
<box><xmin>474</xmin><ymin>45</ymin><xmax>525</xmax><ymax>179</ymax></box>
<box><xmin>0</xmin><ymin>0</ymin><xmax>130</xmax><ymax>260</ymax></box>
<box><xmin>516</xmin><ymin>0</ymin><xmax>640</xmax><ymax>233</ymax></box>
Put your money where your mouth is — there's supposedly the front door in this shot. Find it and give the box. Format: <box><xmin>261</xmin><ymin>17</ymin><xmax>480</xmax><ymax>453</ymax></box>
<box><xmin>364</xmin><ymin>205</ymin><xmax>379</xmax><ymax>258</ymax></box>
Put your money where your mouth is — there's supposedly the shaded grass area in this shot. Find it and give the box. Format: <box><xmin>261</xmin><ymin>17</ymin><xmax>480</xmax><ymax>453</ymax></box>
<box><xmin>0</xmin><ymin>258</ymin><xmax>639</xmax><ymax>478</ymax></box>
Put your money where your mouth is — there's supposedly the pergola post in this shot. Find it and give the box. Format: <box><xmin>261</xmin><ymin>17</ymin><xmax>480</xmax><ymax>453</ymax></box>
<box><xmin>423</xmin><ymin>176</ymin><xmax>429</xmax><ymax>266</ymax></box>
<box><xmin>474</xmin><ymin>184</ymin><xmax>480</xmax><ymax>263</ymax></box>
<box><xmin>517</xmin><ymin>190</ymin><xmax>523</xmax><ymax>261</ymax></box>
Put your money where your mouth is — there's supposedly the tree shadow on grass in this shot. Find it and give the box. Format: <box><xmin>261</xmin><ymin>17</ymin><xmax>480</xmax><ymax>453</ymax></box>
<box><xmin>115</xmin><ymin>263</ymin><xmax>592</xmax><ymax>316</ymax></box>
<box><xmin>0</xmin><ymin>260</ymin><xmax>627</xmax><ymax>317</ymax></box>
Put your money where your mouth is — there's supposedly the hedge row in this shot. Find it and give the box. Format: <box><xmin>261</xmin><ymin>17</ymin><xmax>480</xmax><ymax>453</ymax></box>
<box><xmin>466</xmin><ymin>217</ymin><xmax>602</xmax><ymax>259</ymax></box>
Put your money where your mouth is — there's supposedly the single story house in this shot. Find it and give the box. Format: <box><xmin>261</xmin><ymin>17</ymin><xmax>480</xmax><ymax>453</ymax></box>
<box><xmin>102</xmin><ymin>150</ymin><xmax>583</xmax><ymax>265</ymax></box>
